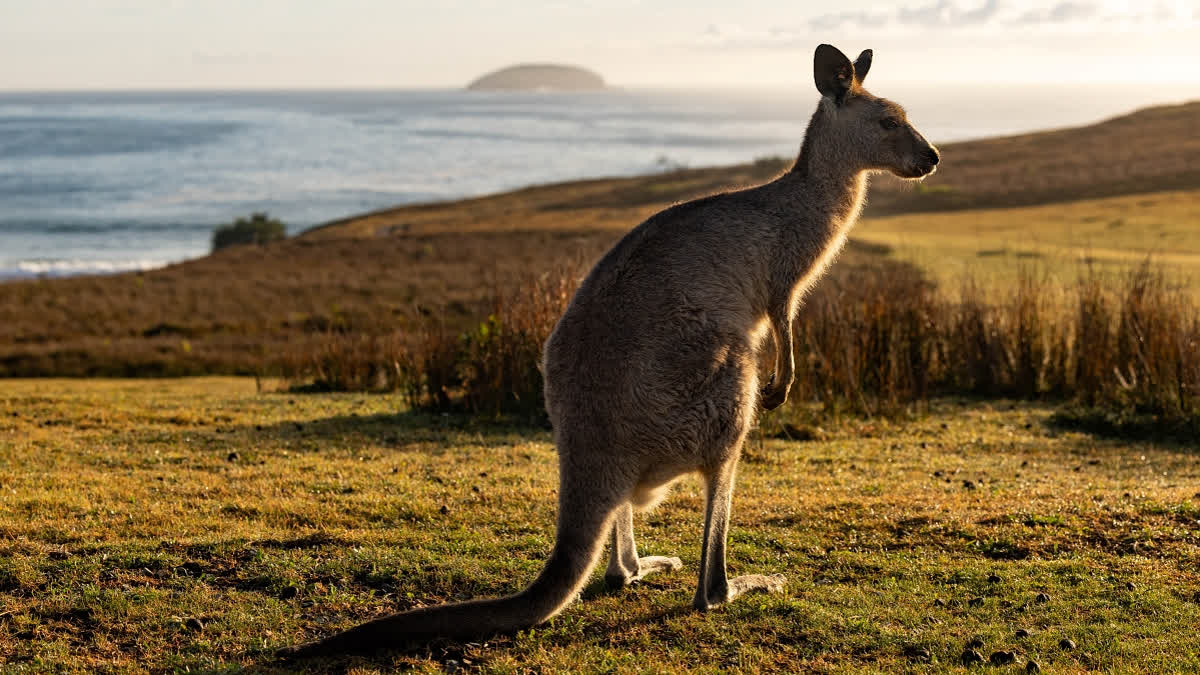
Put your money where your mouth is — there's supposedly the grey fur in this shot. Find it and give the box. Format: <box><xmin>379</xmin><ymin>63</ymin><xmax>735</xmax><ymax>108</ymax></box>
<box><xmin>278</xmin><ymin>44</ymin><xmax>939</xmax><ymax>657</ymax></box>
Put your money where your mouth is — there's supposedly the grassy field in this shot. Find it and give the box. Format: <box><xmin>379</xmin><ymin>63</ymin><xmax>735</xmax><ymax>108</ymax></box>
<box><xmin>2</xmin><ymin>378</ymin><xmax>1198</xmax><ymax>672</ymax></box>
<box><xmin>856</xmin><ymin>189</ymin><xmax>1200</xmax><ymax>292</ymax></box>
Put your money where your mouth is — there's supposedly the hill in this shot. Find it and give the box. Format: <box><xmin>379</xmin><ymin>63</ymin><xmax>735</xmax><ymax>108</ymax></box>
<box><xmin>1</xmin><ymin>101</ymin><xmax>1198</xmax><ymax>377</ymax></box>
<box><xmin>467</xmin><ymin>64</ymin><xmax>605</xmax><ymax>91</ymax></box>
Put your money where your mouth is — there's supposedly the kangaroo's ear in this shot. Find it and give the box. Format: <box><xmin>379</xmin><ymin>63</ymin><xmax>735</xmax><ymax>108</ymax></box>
<box><xmin>814</xmin><ymin>44</ymin><xmax>855</xmax><ymax>103</ymax></box>
<box><xmin>854</xmin><ymin>49</ymin><xmax>872</xmax><ymax>85</ymax></box>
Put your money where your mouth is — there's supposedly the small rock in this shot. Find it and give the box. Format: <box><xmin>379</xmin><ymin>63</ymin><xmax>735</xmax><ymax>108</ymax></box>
<box><xmin>227</xmin><ymin>451</ymin><xmax>239</xmax><ymax>462</ymax></box>
<box><xmin>1035</xmin><ymin>592</ymin><xmax>1051</xmax><ymax>603</ymax></box>
<box><xmin>987</xmin><ymin>574</ymin><xmax>1002</xmax><ymax>583</ymax></box>
<box><xmin>278</xmin><ymin>585</ymin><xmax>299</xmax><ymax>600</ymax></box>
<box><xmin>905</xmin><ymin>646</ymin><xmax>932</xmax><ymax>662</ymax></box>
<box><xmin>1015</xmin><ymin>628</ymin><xmax>1031</xmax><ymax>638</ymax></box>
<box><xmin>990</xmin><ymin>651</ymin><xmax>1016</xmax><ymax>666</ymax></box>
<box><xmin>1059</xmin><ymin>638</ymin><xmax>1077</xmax><ymax>650</ymax></box>
<box><xmin>961</xmin><ymin>648</ymin><xmax>984</xmax><ymax>665</ymax></box>
<box><xmin>184</xmin><ymin>617</ymin><xmax>204</xmax><ymax>632</ymax></box>
<box><xmin>968</xmin><ymin>596</ymin><xmax>985</xmax><ymax>607</ymax></box>
<box><xmin>967</xmin><ymin>638</ymin><xmax>985</xmax><ymax>649</ymax></box>
<box><xmin>1027</xmin><ymin>661</ymin><xmax>1041</xmax><ymax>673</ymax></box>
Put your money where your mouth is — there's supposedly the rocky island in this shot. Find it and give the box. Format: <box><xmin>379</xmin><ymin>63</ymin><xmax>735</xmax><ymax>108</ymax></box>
<box><xmin>467</xmin><ymin>64</ymin><xmax>606</xmax><ymax>91</ymax></box>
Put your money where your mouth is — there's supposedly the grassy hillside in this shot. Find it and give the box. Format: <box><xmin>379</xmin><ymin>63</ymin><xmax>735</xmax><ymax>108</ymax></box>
<box><xmin>1</xmin><ymin>101</ymin><xmax>1198</xmax><ymax>377</ymax></box>
<box><xmin>1</xmin><ymin>378</ymin><xmax>1198</xmax><ymax>671</ymax></box>
<box><xmin>858</xmin><ymin>189</ymin><xmax>1200</xmax><ymax>291</ymax></box>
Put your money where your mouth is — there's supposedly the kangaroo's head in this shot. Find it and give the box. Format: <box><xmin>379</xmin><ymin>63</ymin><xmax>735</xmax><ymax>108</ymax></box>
<box><xmin>812</xmin><ymin>44</ymin><xmax>940</xmax><ymax>179</ymax></box>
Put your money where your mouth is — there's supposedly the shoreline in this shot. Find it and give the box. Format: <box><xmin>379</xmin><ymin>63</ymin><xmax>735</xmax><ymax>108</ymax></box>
<box><xmin>3</xmin><ymin>99</ymin><xmax>1198</xmax><ymax>283</ymax></box>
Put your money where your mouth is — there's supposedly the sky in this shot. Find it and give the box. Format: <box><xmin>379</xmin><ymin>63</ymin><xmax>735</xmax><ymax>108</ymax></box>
<box><xmin>0</xmin><ymin>0</ymin><xmax>1197</xmax><ymax>90</ymax></box>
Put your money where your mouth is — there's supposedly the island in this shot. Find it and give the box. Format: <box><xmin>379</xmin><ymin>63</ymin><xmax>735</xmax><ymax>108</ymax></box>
<box><xmin>466</xmin><ymin>64</ymin><xmax>606</xmax><ymax>91</ymax></box>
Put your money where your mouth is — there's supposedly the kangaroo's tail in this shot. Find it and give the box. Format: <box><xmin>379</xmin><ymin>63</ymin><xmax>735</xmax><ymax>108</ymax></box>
<box><xmin>277</xmin><ymin>489</ymin><xmax>616</xmax><ymax>657</ymax></box>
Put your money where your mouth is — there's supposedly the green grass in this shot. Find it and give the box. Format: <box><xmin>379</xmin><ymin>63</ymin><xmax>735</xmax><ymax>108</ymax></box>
<box><xmin>2</xmin><ymin>378</ymin><xmax>1199</xmax><ymax>672</ymax></box>
<box><xmin>855</xmin><ymin>189</ymin><xmax>1200</xmax><ymax>295</ymax></box>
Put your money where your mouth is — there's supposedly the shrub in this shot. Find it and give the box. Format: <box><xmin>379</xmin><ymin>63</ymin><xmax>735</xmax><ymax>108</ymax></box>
<box><xmin>211</xmin><ymin>213</ymin><xmax>286</xmax><ymax>252</ymax></box>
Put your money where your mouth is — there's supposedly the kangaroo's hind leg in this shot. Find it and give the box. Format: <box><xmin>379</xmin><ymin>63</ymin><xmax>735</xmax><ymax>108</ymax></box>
<box><xmin>693</xmin><ymin>457</ymin><xmax>787</xmax><ymax>610</ymax></box>
<box><xmin>604</xmin><ymin>502</ymin><xmax>683</xmax><ymax>589</ymax></box>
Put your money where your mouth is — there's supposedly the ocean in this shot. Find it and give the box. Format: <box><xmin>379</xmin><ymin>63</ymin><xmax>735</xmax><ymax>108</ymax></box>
<box><xmin>3</xmin><ymin>83</ymin><xmax>1198</xmax><ymax>279</ymax></box>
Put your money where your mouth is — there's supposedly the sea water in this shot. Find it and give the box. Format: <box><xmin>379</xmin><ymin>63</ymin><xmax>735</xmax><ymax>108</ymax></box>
<box><xmin>2</xmin><ymin>83</ymin><xmax>1197</xmax><ymax>279</ymax></box>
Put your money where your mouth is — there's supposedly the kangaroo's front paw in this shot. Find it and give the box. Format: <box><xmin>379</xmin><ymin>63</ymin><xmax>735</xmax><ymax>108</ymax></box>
<box><xmin>760</xmin><ymin>384</ymin><xmax>789</xmax><ymax>411</ymax></box>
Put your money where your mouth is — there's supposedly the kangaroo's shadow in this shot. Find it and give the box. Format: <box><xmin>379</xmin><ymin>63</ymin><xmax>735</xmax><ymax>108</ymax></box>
<box><xmin>230</xmin><ymin>407</ymin><xmax>550</xmax><ymax>455</ymax></box>
<box><xmin>265</xmin><ymin>593</ymin><xmax>696</xmax><ymax>672</ymax></box>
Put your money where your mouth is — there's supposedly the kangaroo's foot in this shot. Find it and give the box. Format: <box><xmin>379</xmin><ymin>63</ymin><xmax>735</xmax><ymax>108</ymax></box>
<box><xmin>693</xmin><ymin>573</ymin><xmax>787</xmax><ymax>611</ymax></box>
<box><xmin>604</xmin><ymin>555</ymin><xmax>684</xmax><ymax>589</ymax></box>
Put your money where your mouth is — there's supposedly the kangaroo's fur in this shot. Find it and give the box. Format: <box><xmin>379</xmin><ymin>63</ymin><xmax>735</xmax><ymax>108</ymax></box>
<box><xmin>279</xmin><ymin>44</ymin><xmax>940</xmax><ymax>657</ymax></box>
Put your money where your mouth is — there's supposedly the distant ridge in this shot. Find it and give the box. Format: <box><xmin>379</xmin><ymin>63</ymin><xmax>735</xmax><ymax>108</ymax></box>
<box><xmin>467</xmin><ymin>64</ymin><xmax>606</xmax><ymax>91</ymax></box>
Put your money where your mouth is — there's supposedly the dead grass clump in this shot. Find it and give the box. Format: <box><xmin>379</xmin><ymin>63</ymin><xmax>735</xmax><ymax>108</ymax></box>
<box><xmin>792</xmin><ymin>260</ymin><xmax>942</xmax><ymax>416</ymax></box>
<box><xmin>455</xmin><ymin>268</ymin><xmax>579</xmax><ymax>418</ymax></box>
<box><xmin>282</xmin><ymin>332</ymin><xmax>408</xmax><ymax>393</ymax></box>
<box><xmin>1109</xmin><ymin>262</ymin><xmax>1200</xmax><ymax>418</ymax></box>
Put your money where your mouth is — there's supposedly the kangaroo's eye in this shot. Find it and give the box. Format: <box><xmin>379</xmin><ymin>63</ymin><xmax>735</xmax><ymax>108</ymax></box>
<box><xmin>880</xmin><ymin>118</ymin><xmax>900</xmax><ymax>130</ymax></box>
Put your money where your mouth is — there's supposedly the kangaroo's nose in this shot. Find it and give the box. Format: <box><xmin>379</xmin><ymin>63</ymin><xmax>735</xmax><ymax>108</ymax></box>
<box><xmin>924</xmin><ymin>147</ymin><xmax>941</xmax><ymax>166</ymax></box>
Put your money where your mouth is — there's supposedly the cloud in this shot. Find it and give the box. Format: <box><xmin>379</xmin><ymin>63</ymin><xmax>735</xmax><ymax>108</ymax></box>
<box><xmin>804</xmin><ymin>0</ymin><xmax>1196</xmax><ymax>32</ymax></box>
<box><xmin>690</xmin><ymin>1</ymin><xmax>1196</xmax><ymax>53</ymax></box>
<box><xmin>1011</xmin><ymin>2</ymin><xmax>1098</xmax><ymax>25</ymax></box>
<box><xmin>896</xmin><ymin>0</ymin><xmax>1001</xmax><ymax>27</ymax></box>
<box><xmin>808</xmin><ymin>10</ymin><xmax>889</xmax><ymax>32</ymax></box>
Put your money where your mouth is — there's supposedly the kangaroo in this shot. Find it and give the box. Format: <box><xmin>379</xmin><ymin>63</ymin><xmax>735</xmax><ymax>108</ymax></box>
<box><xmin>279</xmin><ymin>44</ymin><xmax>940</xmax><ymax>657</ymax></box>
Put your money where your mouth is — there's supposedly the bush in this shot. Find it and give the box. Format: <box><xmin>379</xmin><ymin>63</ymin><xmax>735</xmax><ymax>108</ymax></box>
<box><xmin>211</xmin><ymin>213</ymin><xmax>286</xmax><ymax>252</ymax></box>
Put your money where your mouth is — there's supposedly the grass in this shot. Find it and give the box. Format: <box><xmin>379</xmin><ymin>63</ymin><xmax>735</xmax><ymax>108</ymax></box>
<box><xmin>2</xmin><ymin>378</ymin><xmax>1199</xmax><ymax>672</ymax></box>
<box><xmin>855</xmin><ymin>190</ymin><xmax>1200</xmax><ymax>293</ymax></box>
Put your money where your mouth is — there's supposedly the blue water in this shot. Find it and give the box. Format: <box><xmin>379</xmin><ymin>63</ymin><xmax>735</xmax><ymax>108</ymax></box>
<box><xmin>2</xmin><ymin>84</ymin><xmax>1198</xmax><ymax>279</ymax></box>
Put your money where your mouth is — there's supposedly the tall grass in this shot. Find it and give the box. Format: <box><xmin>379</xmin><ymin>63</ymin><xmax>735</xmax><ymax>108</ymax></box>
<box><xmin>275</xmin><ymin>258</ymin><xmax>1199</xmax><ymax>433</ymax></box>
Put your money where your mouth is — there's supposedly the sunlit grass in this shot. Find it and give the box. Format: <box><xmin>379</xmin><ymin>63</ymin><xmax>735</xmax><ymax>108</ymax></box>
<box><xmin>2</xmin><ymin>378</ymin><xmax>1198</xmax><ymax>672</ymax></box>
<box><xmin>855</xmin><ymin>189</ymin><xmax>1200</xmax><ymax>297</ymax></box>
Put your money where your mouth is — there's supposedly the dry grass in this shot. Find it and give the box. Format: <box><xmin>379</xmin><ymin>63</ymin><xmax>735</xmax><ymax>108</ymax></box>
<box><xmin>276</xmin><ymin>256</ymin><xmax>1198</xmax><ymax>441</ymax></box>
